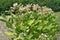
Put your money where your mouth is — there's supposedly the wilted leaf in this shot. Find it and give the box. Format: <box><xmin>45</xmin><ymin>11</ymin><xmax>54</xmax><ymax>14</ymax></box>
<box><xmin>28</xmin><ymin>19</ymin><xmax>35</xmax><ymax>26</ymax></box>
<box><xmin>5</xmin><ymin>32</ymin><xmax>15</xmax><ymax>35</ymax></box>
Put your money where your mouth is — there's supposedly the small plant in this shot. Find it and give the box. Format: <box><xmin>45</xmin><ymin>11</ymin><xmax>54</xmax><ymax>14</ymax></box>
<box><xmin>0</xmin><ymin>3</ymin><xmax>58</xmax><ymax>40</ymax></box>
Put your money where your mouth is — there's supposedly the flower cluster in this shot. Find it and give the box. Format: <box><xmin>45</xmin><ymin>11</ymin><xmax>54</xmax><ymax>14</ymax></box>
<box><xmin>10</xmin><ymin>3</ymin><xmax>52</xmax><ymax>13</ymax></box>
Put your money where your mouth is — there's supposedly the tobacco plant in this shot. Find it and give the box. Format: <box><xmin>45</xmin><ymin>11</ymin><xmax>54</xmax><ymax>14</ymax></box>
<box><xmin>0</xmin><ymin>3</ymin><xmax>58</xmax><ymax>40</ymax></box>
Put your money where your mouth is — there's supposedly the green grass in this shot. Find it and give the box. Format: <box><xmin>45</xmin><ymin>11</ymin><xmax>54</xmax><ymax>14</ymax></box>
<box><xmin>55</xmin><ymin>12</ymin><xmax>60</xmax><ymax>31</ymax></box>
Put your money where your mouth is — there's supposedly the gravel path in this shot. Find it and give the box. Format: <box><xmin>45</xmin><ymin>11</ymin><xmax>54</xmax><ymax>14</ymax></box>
<box><xmin>0</xmin><ymin>21</ymin><xmax>10</xmax><ymax>40</ymax></box>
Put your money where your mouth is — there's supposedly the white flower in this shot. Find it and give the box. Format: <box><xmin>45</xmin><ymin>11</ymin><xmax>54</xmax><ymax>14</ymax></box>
<box><xmin>13</xmin><ymin>3</ymin><xmax>18</xmax><ymax>7</ymax></box>
<box><xmin>22</xmin><ymin>13</ymin><xmax>24</xmax><ymax>15</ymax></box>
<box><xmin>32</xmin><ymin>4</ymin><xmax>37</xmax><ymax>10</ymax></box>
<box><xmin>19</xmin><ymin>6</ymin><xmax>25</xmax><ymax>12</ymax></box>
<box><xmin>26</xmin><ymin>27</ymin><xmax>29</xmax><ymax>29</ymax></box>
<box><xmin>11</xmin><ymin>9</ymin><xmax>14</xmax><ymax>12</ymax></box>
<box><xmin>10</xmin><ymin>7</ymin><xmax>13</xmax><ymax>9</ymax></box>
<box><xmin>32</xmin><ymin>4</ymin><xmax>40</xmax><ymax>11</ymax></box>
<box><xmin>42</xmin><ymin>33</ymin><xmax>48</xmax><ymax>37</ymax></box>
<box><xmin>24</xmin><ymin>33</ymin><xmax>26</xmax><ymax>36</ymax></box>
<box><xmin>26</xmin><ymin>4</ymin><xmax>31</xmax><ymax>8</ymax></box>
<box><xmin>39</xmin><ymin>35</ymin><xmax>41</xmax><ymax>38</ymax></box>
<box><xmin>41</xmin><ymin>33</ymin><xmax>44</xmax><ymax>36</ymax></box>
<box><xmin>44</xmin><ymin>35</ymin><xmax>48</xmax><ymax>37</ymax></box>
<box><xmin>20</xmin><ymin>32</ymin><xmax>24</xmax><ymax>35</ymax></box>
<box><xmin>30</xmin><ymin>15</ymin><xmax>34</xmax><ymax>19</ymax></box>
<box><xmin>28</xmin><ymin>11</ymin><xmax>32</xmax><ymax>13</ymax></box>
<box><xmin>26</xmin><ymin>29</ymin><xmax>30</xmax><ymax>32</ymax></box>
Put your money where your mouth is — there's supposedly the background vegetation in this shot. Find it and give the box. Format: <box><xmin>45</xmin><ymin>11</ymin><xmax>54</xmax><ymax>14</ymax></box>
<box><xmin>0</xmin><ymin>0</ymin><xmax>60</xmax><ymax>13</ymax></box>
